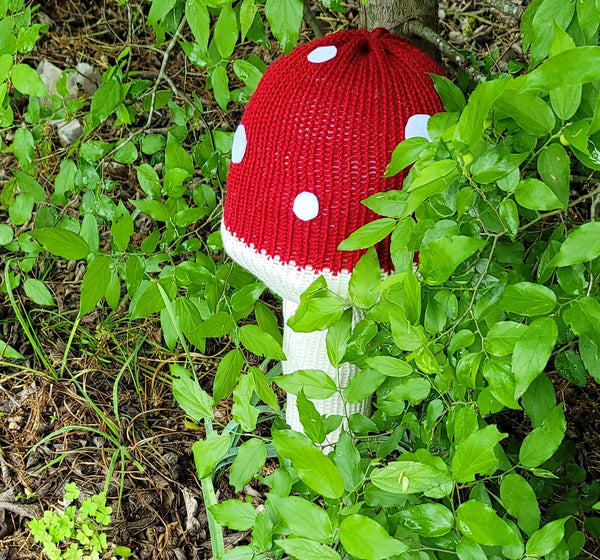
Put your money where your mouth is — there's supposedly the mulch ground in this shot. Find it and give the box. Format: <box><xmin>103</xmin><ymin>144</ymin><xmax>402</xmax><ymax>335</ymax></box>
<box><xmin>1</xmin><ymin>1</ymin><xmax>600</xmax><ymax>559</ymax></box>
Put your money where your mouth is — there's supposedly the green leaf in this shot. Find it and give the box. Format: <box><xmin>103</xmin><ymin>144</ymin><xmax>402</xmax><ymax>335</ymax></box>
<box><xmin>555</xmin><ymin>350</ymin><xmax>587</xmax><ymax>386</ymax></box>
<box><xmin>484</xmin><ymin>321</ymin><xmax>527</xmax><ymax>357</ymax></box>
<box><xmin>512</xmin><ymin>317</ymin><xmax>558</xmax><ymax>397</ymax></box>
<box><xmin>165</xmin><ymin>132</ymin><xmax>193</xmax><ymax>175</ymax></box>
<box><xmin>129</xmin><ymin>281</ymin><xmax>165</xmax><ymax>319</ymax></box>
<box><xmin>233</xmin><ymin>59</ymin><xmax>263</xmax><ymax>91</ymax></box>
<box><xmin>0</xmin><ymin>224</ymin><xmax>13</xmax><ymax>245</ymax></box>
<box><xmin>264</xmin><ymin>0</ymin><xmax>303</xmax><ymax>54</ymax></box>
<box><xmin>192</xmin><ymin>432</ymin><xmax>231</xmax><ymax>479</ymax></box>
<box><xmin>147</xmin><ymin>0</ymin><xmax>176</xmax><ymax>26</ymax></box>
<box><xmin>239</xmin><ymin>324</ymin><xmax>285</xmax><ymax>360</ymax></box>
<box><xmin>210</xmin><ymin>500</ymin><xmax>256</xmax><ymax>531</ymax></box>
<box><xmin>407</xmin><ymin>159</ymin><xmax>459</xmax><ymax>192</ymax></box>
<box><xmin>249</xmin><ymin>366</ymin><xmax>279</xmax><ymax>410</ymax></box>
<box><xmin>214</xmin><ymin>4</ymin><xmax>238</xmax><ymax>59</ymax></box>
<box><xmin>272</xmin><ymin>429</ymin><xmax>345</xmax><ymax>499</ymax></box>
<box><xmin>0</xmin><ymin>340</ymin><xmax>25</xmax><ymax>360</ymax></box>
<box><xmin>563</xmin><ymin>297</ymin><xmax>600</xmax><ymax>346</ymax></box>
<box><xmin>396</xmin><ymin>503</ymin><xmax>454</xmax><ymax>537</ymax></box>
<box><xmin>371</xmin><ymin>460</ymin><xmax>453</xmax><ymax>498</ymax></box>
<box><xmin>515</xmin><ymin>178</ymin><xmax>563</xmax><ymax>211</ymax></box>
<box><xmin>339</xmin><ymin>514</ymin><xmax>408</xmax><ymax>560</ymax></box>
<box><xmin>550</xmin><ymin>222</ymin><xmax>600</xmax><ymax>267</ymax></box>
<box><xmin>419</xmin><ymin>236</ymin><xmax>486</xmax><ymax>285</ymax></box>
<box><xmin>297</xmin><ymin>391</ymin><xmax>325</xmax><ymax>443</ymax></box>
<box><xmin>287</xmin><ymin>296</ymin><xmax>345</xmax><ymax>332</ymax></box>
<box><xmin>230</xmin><ymin>438</ymin><xmax>267</xmax><ymax>492</ymax></box>
<box><xmin>389</xmin><ymin>309</ymin><xmax>427</xmax><ymax>351</ymax></box>
<box><xmin>232</xmin><ymin>374</ymin><xmax>259</xmax><ymax>431</ymax></box>
<box><xmin>482</xmin><ymin>357</ymin><xmax>520</xmax><ymax>409</ymax></box>
<box><xmin>500</xmin><ymin>473</ymin><xmax>540</xmax><ymax>535</ymax></box>
<box><xmin>385</xmin><ymin>377</ymin><xmax>431</xmax><ymax>405</ymax></box>
<box><xmin>526</xmin><ymin>517</ymin><xmax>569</xmax><ymax>556</ymax></box>
<box><xmin>495</xmin><ymin>90</ymin><xmax>555</xmax><ymax>135</ymax></box>
<box><xmin>80</xmin><ymin>254</ymin><xmax>111</xmax><ymax>315</ymax></box>
<box><xmin>171</xmin><ymin>364</ymin><xmax>214</xmax><ymax>421</ymax></box>
<box><xmin>268</xmin><ymin>494</ymin><xmax>334</xmax><ymax>541</ymax></box>
<box><xmin>13</xmin><ymin>128</ymin><xmax>34</xmax><ymax>173</ymax></box>
<box><xmin>11</xmin><ymin>63</ymin><xmax>48</xmax><ymax>96</ymax></box>
<box><xmin>334</xmin><ymin>431</ymin><xmax>362</xmax><ymax>491</ymax></box>
<box><xmin>111</xmin><ymin>204</ymin><xmax>134</xmax><ymax>252</ymax></box>
<box><xmin>431</xmin><ymin>73</ymin><xmax>466</xmax><ymax>112</ymax></box>
<box><xmin>239</xmin><ymin>0</ymin><xmax>257</xmax><ymax>40</ymax></box>
<box><xmin>274</xmin><ymin>369</ymin><xmax>336</xmax><ymax>399</ymax></box>
<box><xmin>325</xmin><ymin>309</ymin><xmax>352</xmax><ymax>368</ymax></box>
<box><xmin>456</xmin><ymin>500</ymin><xmax>520</xmax><ymax>546</ymax></box>
<box><xmin>499</xmin><ymin>199</ymin><xmax>519</xmax><ymax>239</ymax></box>
<box><xmin>89</xmin><ymin>79</ymin><xmax>120</xmax><ymax>126</ymax></box>
<box><xmin>211</xmin><ymin>65</ymin><xmax>230</xmax><ymax>111</ymax></box>
<box><xmin>456</xmin><ymin>538</ymin><xmax>487</xmax><ymax>560</ymax></box>
<box><xmin>31</xmin><ymin>228</ymin><xmax>90</xmax><ymax>260</ymax></box>
<box><xmin>23</xmin><ymin>278</ymin><xmax>55</xmax><ymax>307</ymax></box>
<box><xmin>338</xmin><ymin>218</ymin><xmax>396</xmax><ymax>251</ymax></box>
<box><xmin>550</xmin><ymin>84</ymin><xmax>581</xmax><ymax>121</ymax></box>
<box><xmin>538</xmin><ymin>143</ymin><xmax>569</xmax><ymax>208</ymax></box>
<box><xmin>452</xmin><ymin>425</ymin><xmax>507</xmax><ymax>482</ymax></box>
<box><xmin>365</xmin><ymin>356</ymin><xmax>412</xmax><ymax>377</ymax></box>
<box><xmin>501</xmin><ymin>282</ymin><xmax>556</xmax><ymax>316</ymax></box>
<box><xmin>384</xmin><ymin>137</ymin><xmax>429</xmax><ymax>177</ymax></box>
<box><xmin>349</xmin><ymin>248</ymin><xmax>380</xmax><ymax>308</ymax></box>
<box><xmin>519</xmin><ymin>404</ymin><xmax>566</xmax><ymax>468</ymax></box>
<box><xmin>186</xmin><ymin>0</ymin><xmax>210</xmax><ymax>51</ymax></box>
<box><xmin>275</xmin><ymin>539</ymin><xmax>341</xmax><ymax>560</ymax></box>
<box><xmin>524</xmin><ymin>46</ymin><xmax>600</xmax><ymax>91</ymax></box>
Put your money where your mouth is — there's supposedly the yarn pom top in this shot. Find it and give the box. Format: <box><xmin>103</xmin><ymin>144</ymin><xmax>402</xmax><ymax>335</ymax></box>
<box><xmin>223</xmin><ymin>27</ymin><xmax>444</xmax><ymax>281</ymax></box>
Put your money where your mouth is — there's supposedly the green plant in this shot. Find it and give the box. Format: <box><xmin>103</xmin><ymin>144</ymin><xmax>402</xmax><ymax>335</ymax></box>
<box><xmin>28</xmin><ymin>483</ymin><xmax>131</xmax><ymax>560</ymax></box>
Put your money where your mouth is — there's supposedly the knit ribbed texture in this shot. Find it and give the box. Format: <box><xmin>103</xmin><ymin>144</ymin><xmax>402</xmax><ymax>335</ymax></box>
<box><xmin>223</xmin><ymin>27</ymin><xmax>444</xmax><ymax>276</ymax></box>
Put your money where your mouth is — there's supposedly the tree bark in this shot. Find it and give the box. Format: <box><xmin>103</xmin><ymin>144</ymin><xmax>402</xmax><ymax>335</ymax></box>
<box><xmin>361</xmin><ymin>0</ymin><xmax>440</xmax><ymax>59</ymax></box>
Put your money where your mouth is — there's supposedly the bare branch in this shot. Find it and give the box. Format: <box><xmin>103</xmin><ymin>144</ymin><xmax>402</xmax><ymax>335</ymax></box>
<box><xmin>303</xmin><ymin>0</ymin><xmax>324</xmax><ymax>38</ymax></box>
<box><xmin>407</xmin><ymin>20</ymin><xmax>487</xmax><ymax>83</ymax></box>
<box><xmin>480</xmin><ymin>0</ymin><xmax>524</xmax><ymax>19</ymax></box>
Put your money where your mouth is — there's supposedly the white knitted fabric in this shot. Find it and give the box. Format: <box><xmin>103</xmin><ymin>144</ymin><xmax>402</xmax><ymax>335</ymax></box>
<box><xmin>222</xmin><ymin>224</ymin><xmax>371</xmax><ymax>442</ymax></box>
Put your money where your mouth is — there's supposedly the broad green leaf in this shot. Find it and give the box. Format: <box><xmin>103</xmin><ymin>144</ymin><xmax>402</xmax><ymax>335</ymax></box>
<box><xmin>230</xmin><ymin>438</ymin><xmax>267</xmax><ymax>492</ymax></box>
<box><xmin>325</xmin><ymin>309</ymin><xmax>352</xmax><ymax>368</ymax></box>
<box><xmin>239</xmin><ymin>324</ymin><xmax>286</xmax><ymax>360</ymax></box>
<box><xmin>264</xmin><ymin>0</ymin><xmax>303</xmax><ymax>54</ymax></box>
<box><xmin>275</xmin><ymin>539</ymin><xmax>341</xmax><ymax>560</ymax></box>
<box><xmin>452</xmin><ymin>425</ymin><xmax>506</xmax><ymax>482</ymax></box>
<box><xmin>233</xmin><ymin>59</ymin><xmax>263</xmax><ymax>91</ymax></box>
<box><xmin>396</xmin><ymin>503</ymin><xmax>454</xmax><ymax>537</ymax></box>
<box><xmin>31</xmin><ymin>228</ymin><xmax>90</xmax><ymax>260</ymax></box>
<box><xmin>255</xmin><ymin>301</ymin><xmax>282</xmax><ymax>344</ymax></box>
<box><xmin>239</xmin><ymin>0</ymin><xmax>257</xmax><ymax>40</ymax></box>
<box><xmin>214</xmin><ymin>4</ymin><xmax>238</xmax><ymax>59</ymax></box>
<box><xmin>334</xmin><ymin>431</ymin><xmax>362</xmax><ymax>491</ymax></box>
<box><xmin>11</xmin><ymin>63</ymin><xmax>48</xmax><ymax>96</ymax></box>
<box><xmin>385</xmin><ymin>137</ymin><xmax>429</xmax><ymax>177</ymax></box>
<box><xmin>268</xmin><ymin>494</ymin><xmax>333</xmax><ymax>541</ymax></box>
<box><xmin>196</xmin><ymin>311</ymin><xmax>235</xmax><ymax>338</ymax></box>
<box><xmin>495</xmin><ymin>90</ymin><xmax>555</xmax><ymax>135</ymax></box>
<box><xmin>563</xmin><ymin>297</ymin><xmax>600</xmax><ymax>347</ymax></box>
<box><xmin>371</xmin><ymin>460</ymin><xmax>453</xmax><ymax>498</ymax></box>
<box><xmin>272</xmin><ymin>429</ymin><xmax>345</xmax><ymax>498</ymax></box>
<box><xmin>515</xmin><ymin>178</ymin><xmax>563</xmax><ymax>211</ymax></box>
<box><xmin>538</xmin><ymin>143</ymin><xmax>570</xmax><ymax>208</ymax></box>
<box><xmin>555</xmin><ymin>349</ymin><xmax>587</xmax><ymax>386</ymax></box>
<box><xmin>287</xmin><ymin>296</ymin><xmax>345</xmax><ymax>332</ymax></box>
<box><xmin>135</xmin><ymin>163</ymin><xmax>161</xmax><ymax>200</ymax></box>
<box><xmin>389</xmin><ymin>310</ymin><xmax>427</xmax><ymax>351</ymax></box>
<box><xmin>89</xmin><ymin>79</ymin><xmax>120</xmax><ymax>126</ymax></box>
<box><xmin>550</xmin><ymin>222</ymin><xmax>600</xmax><ymax>267</ymax></box>
<box><xmin>129</xmin><ymin>281</ymin><xmax>166</xmax><ymax>319</ymax></box>
<box><xmin>147</xmin><ymin>0</ymin><xmax>176</xmax><ymax>26</ymax></box>
<box><xmin>80</xmin><ymin>254</ymin><xmax>111</xmax><ymax>315</ymax></box>
<box><xmin>512</xmin><ymin>317</ymin><xmax>557</xmax><ymax>397</ymax></box>
<box><xmin>232</xmin><ymin>374</ymin><xmax>259</xmax><ymax>431</ymax></box>
<box><xmin>274</xmin><ymin>369</ymin><xmax>337</xmax><ymax>399</ymax></box>
<box><xmin>297</xmin><ymin>391</ymin><xmax>325</xmax><ymax>443</ymax></box>
<box><xmin>456</xmin><ymin>500</ymin><xmax>520</xmax><ymax>546</ymax></box>
<box><xmin>349</xmin><ymin>248</ymin><xmax>380</xmax><ymax>308</ymax></box>
<box><xmin>456</xmin><ymin>78</ymin><xmax>508</xmax><ymax>146</ymax></box>
<box><xmin>419</xmin><ymin>236</ymin><xmax>486</xmax><ymax>285</ymax></box>
<box><xmin>210</xmin><ymin>500</ymin><xmax>256</xmax><ymax>531</ymax></box>
<box><xmin>524</xmin><ymin>46</ymin><xmax>600</xmax><ymax>91</ymax></box>
<box><xmin>0</xmin><ymin>224</ymin><xmax>12</xmax><ymax>245</ymax></box>
<box><xmin>522</xmin><ymin>374</ymin><xmax>557</xmax><ymax>428</ymax></box>
<box><xmin>482</xmin><ymin>357</ymin><xmax>520</xmax><ymax>409</ymax></box>
<box><xmin>519</xmin><ymin>404</ymin><xmax>566</xmax><ymax>467</ymax></box>
<box><xmin>23</xmin><ymin>278</ymin><xmax>55</xmax><ymax>307</ymax></box>
<box><xmin>211</xmin><ymin>65</ymin><xmax>230</xmax><ymax>111</ymax></box>
<box><xmin>550</xmin><ymin>84</ymin><xmax>581</xmax><ymax>120</ymax></box>
<box><xmin>501</xmin><ymin>282</ymin><xmax>556</xmax><ymax>316</ymax></box>
<box><xmin>249</xmin><ymin>366</ymin><xmax>279</xmax><ymax>410</ymax></box>
<box><xmin>344</xmin><ymin>369</ymin><xmax>385</xmax><ymax>403</ymax></box>
<box><xmin>406</xmin><ymin>159</ymin><xmax>459</xmax><ymax>192</ymax></box>
<box><xmin>338</xmin><ymin>218</ymin><xmax>396</xmax><ymax>251</ymax></box>
<box><xmin>385</xmin><ymin>377</ymin><xmax>431</xmax><ymax>405</ymax></box>
<box><xmin>526</xmin><ymin>517</ymin><xmax>569</xmax><ymax>556</ymax></box>
<box><xmin>484</xmin><ymin>321</ymin><xmax>527</xmax><ymax>356</ymax></box>
<box><xmin>499</xmin><ymin>199</ymin><xmax>519</xmax><ymax>239</ymax></box>
<box><xmin>171</xmin><ymin>364</ymin><xmax>214</xmax><ymax>421</ymax></box>
<box><xmin>431</xmin><ymin>73</ymin><xmax>466</xmax><ymax>112</ymax></box>
<box><xmin>13</xmin><ymin>128</ymin><xmax>34</xmax><ymax>173</ymax></box>
<box><xmin>186</xmin><ymin>0</ymin><xmax>210</xmax><ymax>51</ymax></box>
<box><xmin>165</xmin><ymin>132</ymin><xmax>194</xmax><ymax>175</ymax></box>
<box><xmin>192</xmin><ymin>431</ymin><xmax>231</xmax><ymax>478</ymax></box>
<box><xmin>111</xmin><ymin>204</ymin><xmax>134</xmax><ymax>252</ymax></box>
<box><xmin>500</xmin><ymin>473</ymin><xmax>540</xmax><ymax>535</ymax></box>
<box><xmin>456</xmin><ymin>538</ymin><xmax>487</xmax><ymax>560</ymax></box>
<box><xmin>339</xmin><ymin>514</ymin><xmax>409</xmax><ymax>560</ymax></box>
<box><xmin>365</xmin><ymin>356</ymin><xmax>413</xmax><ymax>377</ymax></box>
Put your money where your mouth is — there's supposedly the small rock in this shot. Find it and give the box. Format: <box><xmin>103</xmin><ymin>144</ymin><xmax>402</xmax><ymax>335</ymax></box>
<box><xmin>36</xmin><ymin>59</ymin><xmax>78</xmax><ymax>103</ymax></box>
<box><xmin>55</xmin><ymin>119</ymin><xmax>84</xmax><ymax>146</ymax></box>
<box><xmin>75</xmin><ymin>62</ymin><xmax>101</xmax><ymax>96</ymax></box>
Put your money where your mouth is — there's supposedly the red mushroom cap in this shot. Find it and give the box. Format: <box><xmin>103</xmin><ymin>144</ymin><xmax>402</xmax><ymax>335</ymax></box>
<box><xmin>223</xmin><ymin>28</ymin><xmax>443</xmax><ymax>284</ymax></box>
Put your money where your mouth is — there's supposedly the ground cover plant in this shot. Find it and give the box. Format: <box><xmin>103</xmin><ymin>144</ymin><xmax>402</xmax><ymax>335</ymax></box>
<box><xmin>1</xmin><ymin>0</ymin><xmax>600</xmax><ymax>558</ymax></box>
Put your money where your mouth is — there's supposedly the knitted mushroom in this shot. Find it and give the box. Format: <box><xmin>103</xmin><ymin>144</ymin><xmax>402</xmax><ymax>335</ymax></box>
<box><xmin>222</xmin><ymin>28</ymin><xmax>444</xmax><ymax>444</ymax></box>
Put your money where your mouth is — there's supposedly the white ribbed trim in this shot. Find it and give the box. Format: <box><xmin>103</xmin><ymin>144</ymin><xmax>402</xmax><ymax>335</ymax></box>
<box><xmin>221</xmin><ymin>223</ymin><xmax>352</xmax><ymax>302</ymax></box>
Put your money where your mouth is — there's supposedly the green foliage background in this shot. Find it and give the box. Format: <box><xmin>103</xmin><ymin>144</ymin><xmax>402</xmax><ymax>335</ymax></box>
<box><xmin>2</xmin><ymin>0</ymin><xmax>600</xmax><ymax>558</ymax></box>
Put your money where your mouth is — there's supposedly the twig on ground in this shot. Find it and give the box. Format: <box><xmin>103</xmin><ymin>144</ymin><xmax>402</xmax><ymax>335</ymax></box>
<box><xmin>303</xmin><ymin>0</ymin><xmax>325</xmax><ymax>38</ymax></box>
<box><xmin>479</xmin><ymin>0</ymin><xmax>525</xmax><ymax>19</ymax></box>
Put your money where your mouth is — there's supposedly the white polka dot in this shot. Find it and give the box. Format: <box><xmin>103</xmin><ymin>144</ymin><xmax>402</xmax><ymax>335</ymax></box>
<box><xmin>231</xmin><ymin>125</ymin><xmax>247</xmax><ymax>164</ymax></box>
<box><xmin>405</xmin><ymin>114</ymin><xmax>431</xmax><ymax>141</ymax></box>
<box><xmin>293</xmin><ymin>192</ymin><xmax>319</xmax><ymax>221</ymax></box>
<box><xmin>307</xmin><ymin>45</ymin><xmax>338</xmax><ymax>64</ymax></box>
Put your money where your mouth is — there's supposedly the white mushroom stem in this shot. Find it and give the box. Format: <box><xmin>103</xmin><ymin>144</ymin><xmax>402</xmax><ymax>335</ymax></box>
<box><xmin>282</xmin><ymin>300</ymin><xmax>371</xmax><ymax>447</ymax></box>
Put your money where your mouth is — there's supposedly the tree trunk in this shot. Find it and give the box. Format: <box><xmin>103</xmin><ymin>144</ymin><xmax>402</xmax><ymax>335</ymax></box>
<box><xmin>361</xmin><ymin>0</ymin><xmax>440</xmax><ymax>60</ymax></box>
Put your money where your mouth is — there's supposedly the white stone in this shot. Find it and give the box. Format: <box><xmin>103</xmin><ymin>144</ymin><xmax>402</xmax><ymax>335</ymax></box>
<box><xmin>307</xmin><ymin>45</ymin><xmax>338</xmax><ymax>64</ymax></box>
<box><xmin>231</xmin><ymin>125</ymin><xmax>247</xmax><ymax>164</ymax></box>
<box><xmin>56</xmin><ymin>119</ymin><xmax>84</xmax><ymax>146</ymax></box>
<box><xmin>405</xmin><ymin>114</ymin><xmax>431</xmax><ymax>141</ymax></box>
<box><xmin>293</xmin><ymin>191</ymin><xmax>319</xmax><ymax>221</ymax></box>
<box><xmin>75</xmin><ymin>62</ymin><xmax>101</xmax><ymax>96</ymax></box>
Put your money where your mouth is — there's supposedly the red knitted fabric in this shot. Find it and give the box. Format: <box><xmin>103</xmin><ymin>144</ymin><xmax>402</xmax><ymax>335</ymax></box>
<box><xmin>223</xmin><ymin>28</ymin><xmax>444</xmax><ymax>275</ymax></box>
